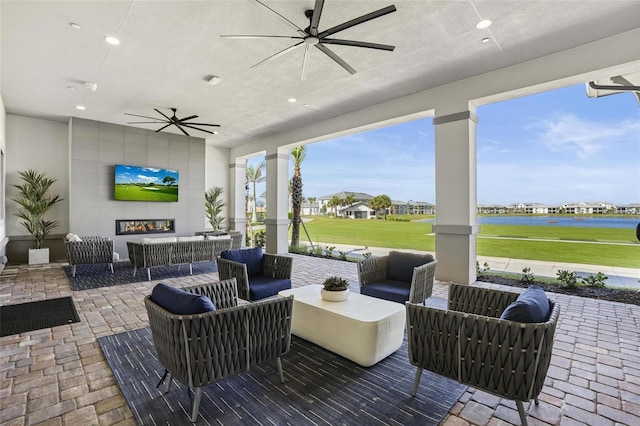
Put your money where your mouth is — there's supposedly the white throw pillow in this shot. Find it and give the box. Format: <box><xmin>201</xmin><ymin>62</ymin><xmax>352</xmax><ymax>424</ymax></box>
<box><xmin>141</xmin><ymin>237</ymin><xmax>177</xmax><ymax>244</ymax></box>
<box><xmin>207</xmin><ymin>235</ymin><xmax>231</xmax><ymax>240</ymax></box>
<box><xmin>69</xmin><ymin>235</ymin><xmax>82</xmax><ymax>242</ymax></box>
<box><xmin>177</xmin><ymin>236</ymin><xmax>205</xmax><ymax>242</ymax></box>
<box><xmin>65</xmin><ymin>233</ymin><xmax>75</xmax><ymax>241</ymax></box>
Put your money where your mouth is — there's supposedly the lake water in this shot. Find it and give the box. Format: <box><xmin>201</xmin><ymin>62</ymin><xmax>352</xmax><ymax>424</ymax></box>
<box><xmin>420</xmin><ymin>216</ymin><xmax>639</xmax><ymax>229</ymax></box>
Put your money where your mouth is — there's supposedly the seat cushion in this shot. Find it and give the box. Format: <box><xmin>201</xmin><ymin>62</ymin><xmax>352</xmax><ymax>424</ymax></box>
<box><xmin>386</xmin><ymin>251</ymin><xmax>434</xmax><ymax>283</ymax></box>
<box><xmin>221</xmin><ymin>247</ymin><xmax>264</xmax><ymax>277</ymax></box>
<box><xmin>151</xmin><ymin>283</ymin><xmax>216</xmax><ymax>315</ymax></box>
<box><xmin>248</xmin><ymin>276</ymin><xmax>292</xmax><ymax>301</ymax></box>
<box><xmin>361</xmin><ymin>280</ymin><xmax>411</xmax><ymax>304</ymax></box>
<box><xmin>500</xmin><ymin>285</ymin><xmax>550</xmax><ymax>323</ymax></box>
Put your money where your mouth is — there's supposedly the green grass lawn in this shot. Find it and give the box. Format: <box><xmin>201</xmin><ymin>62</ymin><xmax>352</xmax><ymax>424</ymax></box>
<box><xmin>114</xmin><ymin>184</ymin><xmax>178</xmax><ymax>201</ymax></box>
<box><xmin>295</xmin><ymin>216</ymin><xmax>640</xmax><ymax>268</ymax></box>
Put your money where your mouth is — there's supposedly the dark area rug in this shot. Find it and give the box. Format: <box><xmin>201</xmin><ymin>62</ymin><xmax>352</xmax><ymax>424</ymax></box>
<box><xmin>99</xmin><ymin>327</ymin><xmax>467</xmax><ymax>426</ymax></box>
<box><xmin>0</xmin><ymin>297</ymin><xmax>80</xmax><ymax>337</ymax></box>
<box><xmin>63</xmin><ymin>261</ymin><xmax>218</xmax><ymax>291</ymax></box>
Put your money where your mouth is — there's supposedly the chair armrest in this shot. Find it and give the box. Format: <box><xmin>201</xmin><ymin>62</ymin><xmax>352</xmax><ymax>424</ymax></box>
<box><xmin>262</xmin><ymin>254</ymin><xmax>293</xmax><ymax>279</ymax></box>
<box><xmin>185</xmin><ymin>278</ymin><xmax>239</xmax><ymax>310</ymax></box>
<box><xmin>357</xmin><ymin>256</ymin><xmax>388</xmax><ymax>286</ymax></box>
<box><xmin>217</xmin><ymin>257</ymin><xmax>251</xmax><ymax>301</ymax></box>
<box><xmin>448</xmin><ymin>283</ymin><xmax>519</xmax><ymax>318</ymax></box>
<box><xmin>408</xmin><ymin>260</ymin><xmax>437</xmax><ymax>304</ymax></box>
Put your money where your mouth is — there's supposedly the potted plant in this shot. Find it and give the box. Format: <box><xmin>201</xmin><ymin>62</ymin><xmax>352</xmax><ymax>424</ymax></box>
<box><xmin>12</xmin><ymin>169</ymin><xmax>63</xmax><ymax>264</ymax></box>
<box><xmin>205</xmin><ymin>186</ymin><xmax>226</xmax><ymax>231</ymax></box>
<box><xmin>321</xmin><ymin>276</ymin><xmax>350</xmax><ymax>301</ymax></box>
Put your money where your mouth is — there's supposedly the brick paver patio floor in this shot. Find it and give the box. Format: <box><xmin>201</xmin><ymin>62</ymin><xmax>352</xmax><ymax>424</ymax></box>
<box><xmin>1</xmin><ymin>254</ymin><xmax>639</xmax><ymax>425</ymax></box>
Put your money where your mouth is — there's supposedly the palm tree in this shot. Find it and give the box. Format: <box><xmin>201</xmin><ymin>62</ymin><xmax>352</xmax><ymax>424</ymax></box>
<box><xmin>246</xmin><ymin>161</ymin><xmax>265</xmax><ymax>223</ymax></box>
<box><xmin>369</xmin><ymin>194</ymin><xmax>392</xmax><ymax>219</ymax></box>
<box><xmin>344</xmin><ymin>193</ymin><xmax>355</xmax><ymax>206</ymax></box>
<box><xmin>290</xmin><ymin>146</ymin><xmax>306</xmax><ymax>247</ymax></box>
<box><xmin>328</xmin><ymin>196</ymin><xmax>341</xmax><ymax>217</ymax></box>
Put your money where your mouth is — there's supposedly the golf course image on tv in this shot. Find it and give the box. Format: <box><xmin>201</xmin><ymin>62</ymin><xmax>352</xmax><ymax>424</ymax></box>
<box><xmin>114</xmin><ymin>164</ymin><xmax>179</xmax><ymax>202</ymax></box>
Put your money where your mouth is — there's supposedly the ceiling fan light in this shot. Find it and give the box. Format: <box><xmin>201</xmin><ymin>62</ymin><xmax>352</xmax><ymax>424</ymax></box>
<box><xmin>288</xmin><ymin>98</ymin><xmax>297</xmax><ymax>103</ymax></box>
<box><xmin>76</xmin><ymin>105</ymin><xmax>86</xmax><ymax>110</ymax></box>
<box><xmin>104</xmin><ymin>36</ymin><xmax>120</xmax><ymax>45</ymax></box>
<box><xmin>476</xmin><ymin>19</ymin><xmax>492</xmax><ymax>29</ymax></box>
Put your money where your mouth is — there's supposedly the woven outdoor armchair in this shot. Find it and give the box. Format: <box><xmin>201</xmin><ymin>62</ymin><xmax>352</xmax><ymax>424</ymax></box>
<box><xmin>358</xmin><ymin>251</ymin><xmax>437</xmax><ymax>304</ymax></box>
<box><xmin>64</xmin><ymin>236</ymin><xmax>114</xmax><ymax>277</ymax></box>
<box><xmin>406</xmin><ymin>283</ymin><xmax>560</xmax><ymax>426</ymax></box>
<box><xmin>218</xmin><ymin>248</ymin><xmax>293</xmax><ymax>300</ymax></box>
<box><xmin>144</xmin><ymin>278</ymin><xmax>294</xmax><ymax>422</ymax></box>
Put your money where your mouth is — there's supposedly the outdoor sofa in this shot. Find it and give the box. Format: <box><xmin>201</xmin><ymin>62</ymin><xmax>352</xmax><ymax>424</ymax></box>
<box><xmin>126</xmin><ymin>236</ymin><xmax>232</xmax><ymax>281</ymax></box>
<box><xmin>145</xmin><ymin>278</ymin><xmax>294</xmax><ymax>422</ymax></box>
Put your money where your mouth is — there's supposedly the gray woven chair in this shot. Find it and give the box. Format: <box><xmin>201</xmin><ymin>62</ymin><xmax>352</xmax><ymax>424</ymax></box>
<box><xmin>64</xmin><ymin>236</ymin><xmax>114</xmax><ymax>277</ymax></box>
<box><xmin>144</xmin><ymin>279</ymin><xmax>293</xmax><ymax>422</ymax></box>
<box><xmin>406</xmin><ymin>283</ymin><xmax>560</xmax><ymax>426</ymax></box>
<box><xmin>217</xmin><ymin>249</ymin><xmax>293</xmax><ymax>301</ymax></box>
<box><xmin>358</xmin><ymin>251</ymin><xmax>437</xmax><ymax>304</ymax></box>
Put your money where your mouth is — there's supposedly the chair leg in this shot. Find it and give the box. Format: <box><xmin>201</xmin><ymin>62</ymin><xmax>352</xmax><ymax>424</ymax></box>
<box><xmin>109</xmin><ymin>263</ymin><xmax>114</xmax><ymax>274</ymax></box>
<box><xmin>534</xmin><ymin>397</ymin><xmax>539</xmax><ymax>405</ymax></box>
<box><xmin>189</xmin><ymin>263</ymin><xmax>193</xmax><ymax>275</ymax></box>
<box><xmin>515</xmin><ymin>400</ymin><xmax>528</xmax><ymax>426</ymax></box>
<box><xmin>165</xmin><ymin>372</ymin><xmax>173</xmax><ymax>393</ymax></box>
<box><xmin>133</xmin><ymin>265</ymin><xmax>137</xmax><ymax>277</ymax></box>
<box><xmin>147</xmin><ymin>268</ymin><xmax>151</xmax><ymax>281</ymax></box>
<box><xmin>276</xmin><ymin>357</ymin><xmax>284</xmax><ymax>383</ymax></box>
<box><xmin>190</xmin><ymin>387</ymin><xmax>203</xmax><ymax>422</ymax></box>
<box><xmin>71</xmin><ymin>265</ymin><xmax>77</xmax><ymax>277</ymax></box>
<box><xmin>411</xmin><ymin>367</ymin><xmax>423</xmax><ymax>396</ymax></box>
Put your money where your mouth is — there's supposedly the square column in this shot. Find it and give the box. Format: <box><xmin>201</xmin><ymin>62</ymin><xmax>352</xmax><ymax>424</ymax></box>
<box><xmin>433</xmin><ymin>110</ymin><xmax>479</xmax><ymax>284</ymax></box>
<box><xmin>265</xmin><ymin>147</ymin><xmax>289</xmax><ymax>254</ymax></box>
<box><xmin>228</xmin><ymin>159</ymin><xmax>246</xmax><ymax>243</ymax></box>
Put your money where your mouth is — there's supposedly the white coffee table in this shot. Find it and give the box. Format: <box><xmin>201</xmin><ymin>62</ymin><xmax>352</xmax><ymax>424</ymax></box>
<box><xmin>278</xmin><ymin>285</ymin><xmax>406</xmax><ymax>367</ymax></box>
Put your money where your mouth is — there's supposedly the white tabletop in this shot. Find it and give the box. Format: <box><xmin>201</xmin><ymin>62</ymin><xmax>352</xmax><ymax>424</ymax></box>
<box><xmin>279</xmin><ymin>285</ymin><xmax>405</xmax><ymax>322</ymax></box>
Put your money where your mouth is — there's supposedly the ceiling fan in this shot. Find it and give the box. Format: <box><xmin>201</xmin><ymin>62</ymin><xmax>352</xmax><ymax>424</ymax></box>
<box><xmin>124</xmin><ymin>108</ymin><xmax>220</xmax><ymax>136</ymax></box>
<box><xmin>221</xmin><ymin>0</ymin><xmax>396</xmax><ymax>80</ymax></box>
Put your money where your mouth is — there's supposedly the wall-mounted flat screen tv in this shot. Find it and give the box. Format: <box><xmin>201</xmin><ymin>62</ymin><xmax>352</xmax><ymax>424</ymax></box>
<box><xmin>114</xmin><ymin>164</ymin><xmax>179</xmax><ymax>202</ymax></box>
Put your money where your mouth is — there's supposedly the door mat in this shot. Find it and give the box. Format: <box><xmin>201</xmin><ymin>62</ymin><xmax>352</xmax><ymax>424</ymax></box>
<box><xmin>0</xmin><ymin>297</ymin><xmax>80</xmax><ymax>337</ymax></box>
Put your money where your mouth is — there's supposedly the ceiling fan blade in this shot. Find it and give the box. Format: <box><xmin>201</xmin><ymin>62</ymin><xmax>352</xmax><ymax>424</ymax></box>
<box><xmin>154</xmin><ymin>108</ymin><xmax>173</xmax><ymax>121</ymax></box>
<box><xmin>155</xmin><ymin>123</ymin><xmax>173</xmax><ymax>132</ymax></box>
<box><xmin>127</xmin><ymin>121</ymin><xmax>169</xmax><ymax>124</ymax></box>
<box><xmin>318</xmin><ymin>5</ymin><xmax>397</xmax><ymax>38</ymax></box>
<box><xmin>251</xmin><ymin>0</ymin><xmax>307</xmax><ymax>36</ymax></box>
<box><xmin>301</xmin><ymin>44</ymin><xmax>311</xmax><ymax>80</ymax></box>
<box><xmin>321</xmin><ymin>38</ymin><xmax>395</xmax><ymax>51</ymax></box>
<box><xmin>309</xmin><ymin>0</ymin><xmax>325</xmax><ymax>36</ymax></box>
<box><xmin>173</xmin><ymin>123</ymin><xmax>190</xmax><ymax>136</ymax></box>
<box><xmin>123</xmin><ymin>113</ymin><xmax>165</xmax><ymax>121</ymax></box>
<box><xmin>184</xmin><ymin>122</ymin><xmax>221</xmax><ymax>127</ymax></box>
<box><xmin>181</xmin><ymin>124</ymin><xmax>216</xmax><ymax>134</ymax></box>
<box><xmin>220</xmin><ymin>35</ymin><xmax>302</xmax><ymax>40</ymax></box>
<box><xmin>315</xmin><ymin>44</ymin><xmax>356</xmax><ymax>74</ymax></box>
<box><xmin>177</xmin><ymin>115</ymin><xmax>198</xmax><ymax>122</ymax></box>
<box><xmin>250</xmin><ymin>41</ymin><xmax>304</xmax><ymax>69</ymax></box>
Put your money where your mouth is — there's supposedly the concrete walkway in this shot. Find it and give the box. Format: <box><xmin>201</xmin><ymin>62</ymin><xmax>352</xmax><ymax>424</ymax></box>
<box><xmin>318</xmin><ymin>242</ymin><xmax>640</xmax><ymax>289</ymax></box>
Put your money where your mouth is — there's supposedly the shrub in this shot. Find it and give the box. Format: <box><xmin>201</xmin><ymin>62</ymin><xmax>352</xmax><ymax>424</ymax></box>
<box><xmin>323</xmin><ymin>246</ymin><xmax>335</xmax><ymax>257</ymax></box>
<box><xmin>521</xmin><ymin>267</ymin><xmax>535</xmax><ymax>284</ymax></box>
<box><xmin>362</xmin><ymin>252</ymin><xmax>372</xmax><ymax>259</ymax></box>
<box><xmin>581</xmin><ymin>272</ymin><xmax>608</xmax><ymax>288</ymax></box>
<box><xmin>476</xmin><ymin>261</ymin><xmax>490</xmax><ymax>275</ymax></box>
<box><xmin>338</xmin><ymin>251</ymin><xmax>348</xmax><ymax>261</ymax></box>
<box><xmin>289</xmin><ymin>244</ymin><xmax>309</xmax><ymax>254</ymax></box>
<box><xmin>557</xmin><ymin>270</ymin><xmax>579</xmax><ymax>287</ymax></box>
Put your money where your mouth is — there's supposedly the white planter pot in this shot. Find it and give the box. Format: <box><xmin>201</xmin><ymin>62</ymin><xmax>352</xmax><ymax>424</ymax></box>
<box><xmin>29</xmin><ymin>248</ymin><xmax>49</xmax><ymax>265</ymax></box>
<box><xmin>321</xmin><ymin>288</ymin><xmax>350</xmax><ymax>302</ymax></box>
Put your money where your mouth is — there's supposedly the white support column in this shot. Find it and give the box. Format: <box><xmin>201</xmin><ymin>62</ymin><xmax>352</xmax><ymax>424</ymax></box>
<box><xmin>228</xmin><ymin>159</ymin><xmax>246</xmax><ymax>243</ymax></box>
<box><xmin>433</xmin><ymin>109</ymin><xmax>479</xmax><ymax>285</ymax></box>
<box><xmin>265</xmin><ymin>147</ymin><xmax>289</xmax><ymax>254</ymax></box>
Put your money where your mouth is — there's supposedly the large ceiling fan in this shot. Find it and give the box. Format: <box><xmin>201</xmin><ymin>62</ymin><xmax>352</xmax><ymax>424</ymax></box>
<box><xmin>221</xmin><ymin>0</ymin><xmax>397</xmax><ymax>80</ymax></box>
<box><xmin>124</xmin><ymin>108</ymin><xmax>220</xmax><ymax>136</ymax></box>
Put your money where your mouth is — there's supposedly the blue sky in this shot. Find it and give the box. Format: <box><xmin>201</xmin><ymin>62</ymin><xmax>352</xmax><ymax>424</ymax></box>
<box><xmin>248</xmin><ymin>84</ymin><xmax>639</xmax><ymax>205</ymax></box>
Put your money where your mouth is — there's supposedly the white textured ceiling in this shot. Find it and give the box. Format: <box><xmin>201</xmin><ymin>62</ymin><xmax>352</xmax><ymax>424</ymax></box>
<box><xmin>2</xmin><ymin>0</ymin><xmax>640</xmax><ymax>148</ymax></box>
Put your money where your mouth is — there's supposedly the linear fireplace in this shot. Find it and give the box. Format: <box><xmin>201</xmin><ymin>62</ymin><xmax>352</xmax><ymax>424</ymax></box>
<box><xmin>115</xmin><ymin>219</ymin><xmax>175</xmax><ymax>236</ymax></box>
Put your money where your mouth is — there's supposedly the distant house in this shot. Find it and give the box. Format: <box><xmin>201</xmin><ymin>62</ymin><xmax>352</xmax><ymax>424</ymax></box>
<box><xmin>617</xmin><ymin>203</ymin><xmax>640</xmax><ymax>214</ymax></box>
<box><xmin>562</xmin><ymin>202</ymin><xmax>615</xmax><ymax>214</ymax></box>
<box><xmin>301</xmin><ymin>201</ymin><xmax>321</xmax><ymax>216</ymax></box>
<box><xmin>338</xmin><ymin>201</ymin><xmax>376</xmax><ymax>219</ymax></box>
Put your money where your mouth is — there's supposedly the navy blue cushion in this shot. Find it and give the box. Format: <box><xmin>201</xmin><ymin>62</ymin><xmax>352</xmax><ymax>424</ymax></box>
<box><xmin>386</xmin><ymin>251</ymin><xmax>434</xmax><ymax>283</ymax></box>
<box><xmin>361</xmin><ymin>280</ymin><xmax>411</xmax><ymax>304</ymax></box>
<box><xmin>248</xmin><ymin>276</ymin><xmax>292</xmax><ymax>301</ymax></box>
<box><xmin>221</xmin><ymin>248</ymin><xmax>264</xmax><ymax>278</ymax></box>
<box><xmin>500</xmin><ymin>285</ymin><xmax>550</xmax><ymax>323</ymax></box>
<box><xmin>151</xmin><ymin>283</ymin><xmax>216</xmax><ymax>315</ymax></box>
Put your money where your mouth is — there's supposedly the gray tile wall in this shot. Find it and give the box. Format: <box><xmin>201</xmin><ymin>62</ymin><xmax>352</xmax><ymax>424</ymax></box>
<box><xmin>70</xmin><ymin>118</ymin><xmax>206</xmax><ymax>258</ymax></box>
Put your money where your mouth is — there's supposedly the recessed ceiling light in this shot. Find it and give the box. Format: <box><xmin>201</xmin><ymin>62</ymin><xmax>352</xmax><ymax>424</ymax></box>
<box><xmin>207</xmin><ymin>75</ymin><xmax>221</xmax><ymax>86</ymax></box>
<box><xmin>476</xmin><ymin>19</ymin><xmax>492</xmax><ymax>29</ymax></box>
<box><xmin>70</xmin><ymin>23</ymin><xmax>82</xmax><ymax>30</ymax></box>
<box><xmin>66</xmin><ymin>85</ymin><xmax>75</xmax><ymax>90</ymax></box>
<box><xmin>76</xmin><ymin>105</ymin><xmax>86</xmax><ymax>111</ymax></box>
<box><xmin>104</xmin><ymin>36</ymin><xmax>120</xmax><ymax>45</ymax></box>
<box><xmin>288</xmin><ymin>98</ymin><xmax>297</xmax><ymax>103</ymax></box>
<box><xmin>481</xmin><ymin>37</ymin><xmax>490</xmax><ymax>43</ymax></box>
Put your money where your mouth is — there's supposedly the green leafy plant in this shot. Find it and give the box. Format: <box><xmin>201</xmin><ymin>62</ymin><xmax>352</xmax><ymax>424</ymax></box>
<box><xmin>362</xmin><ymin>252</ymin><xmax>372</xmax><ymax>259</ymax></box>
<box><xmin>323</xmin><ymin>246</ymin><xmax>335</xmax><ymax>257</ymax></box>
<box><xmin>521</xmin><ymin>267</ymin><xmax>535</xmax><ymax>284</ymax></box>
<box><xmin>338</xmin><ymin>251</ymin><xmax>348</xmax><ymax>261</ymax></box>
<box><xmin>581</xmin><ymin>272</ymin><xmax>608</xmax><ymax>288</ymax></box>
<box><xmin>254</xmin><ymin>230</ymin><xmax>266</xmax><ymax>248</ymax></box>
<box><xmin>476</xmin><ymin>261</ymin><xmax>490</xmax><ymax>275</ymax></box>
<box><xmin>557</xmin><ymin>270</ymin><xmax>579</xmax><ymax>288</ymax></box>
<box><xmin>205</xmin><ymin>186</ymin><xmax>226</xmax><ymax>230</ymax></box>
<box><xmin>322</xmin><ymin>276</ymin><xmax>349</xmax><ymax>291</ymax></box>
<box><xmin>12</xmin><ymin>169</ymin><xmax>63</xmax><ymax>249</ymax></box>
